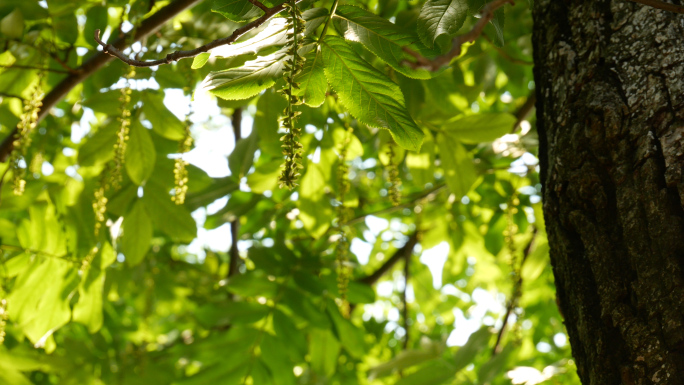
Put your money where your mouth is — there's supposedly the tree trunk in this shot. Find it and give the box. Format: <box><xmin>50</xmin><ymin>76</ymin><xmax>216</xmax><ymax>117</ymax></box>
<box><xmin>532</xmin><ymin>1</ymin><xmax>684</xmax><ymax>383</ymax></box>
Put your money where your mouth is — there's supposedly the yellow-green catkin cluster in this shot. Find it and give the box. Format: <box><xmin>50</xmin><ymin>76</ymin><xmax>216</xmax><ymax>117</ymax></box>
<box><xmin>277</xmin><ymin>0</ymin><xmax>306</xmax><ymax>190</ymax></box>
<box><xmin>0</xmin><ymin>298</ymin><xmax>7</xmax><ymax>345</ymax></box>
<box><xmin>111</xmin><ymin>70</ymin><xmax>135</xmax><ymax>190</ymax></box>
<box><xmin>172</xmin><ymin>122</ymin><xmax>193</xmax><ymax>205</ymax></box>
<box><xmin>335</xmin><ymin>127</ymin><xmax>353</xmax><ymax>318</ymax></box>
<box><xmin>387</xmin><ymin>144</ymin><xmax>402</xmax><ymax>206</ymax></box>
<box><xmin>92</xmin><ymin>183</ymin><xmax>108</xmax><ymax>237</ymax></box>
<box><xmin>9</xmin><ymin>72</ymin><xmax>44</xmax><ymax>195</ymax></box>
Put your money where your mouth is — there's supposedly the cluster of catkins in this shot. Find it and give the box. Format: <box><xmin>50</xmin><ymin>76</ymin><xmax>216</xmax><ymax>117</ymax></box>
<box><xmin>172</xmin><ymin>122</ymin><xmax>193</xmax><ymax>205</ymax></box>
<box><xmin>277</xmin><ymin>0</ymin><xmax>306</xmax><ymax>190</ymax></box>
<box><xmin>9</xmin><ymin>73</ymin><xmax>44</xmax><ymax>196</ymax></box>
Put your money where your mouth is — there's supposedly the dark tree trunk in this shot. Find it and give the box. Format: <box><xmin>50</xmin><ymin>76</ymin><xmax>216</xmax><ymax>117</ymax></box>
<box><xmin>532</xmin><ymin>1</ymin><xmax>684</xmax><ymax>383</ymax></box>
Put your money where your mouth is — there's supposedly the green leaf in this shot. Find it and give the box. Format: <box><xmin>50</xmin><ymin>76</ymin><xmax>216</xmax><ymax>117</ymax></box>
<box><xmin>253</xmin><ymin>89</ymin><xmax>287</xmax><ymax>156</ymax></box>
<box><xmin>298</xmin><ymin>162</ymin><xmax>333</xmax><ymax>239</ymax></box>
<box><xmin>195</xmin><ymin>302</ymin><xmax>270</xmax><ymax>327</ymax></box>
<box><xmin>202</xmin><ymin>46</ymin><xmax>287</xmax><ymax>100</ymax></box>
<box><xmin>77</xmin><ymin>121</ymin><xmax>117</xmax><ymax>167</ymax></box>
<box><xmin>247</xmin><ymin>159</ymin><xmax>281</xmax><ymax>194</ymax></box>
<box><xmin>121</xmin><ymin>200</ymin><xmax>153</xmax><ymax>266</ymax></box>
<box><xmin>442</xmin><ymin>113</ymin><xmax>515</xmax><ymax>143</ymax></box>
<box><xmin>293</xmin><ymin>49</ymin><xmax>327</xmax><ymax>107</ymax></box>
<box><xmin>0</xmin><ymin>360</ymin><xmax>32</xmax><ymax>385</ymax></box>
<box><xmin>395</xmin><ymin>359</ymin><xmax>457</xmax><ymax>385</ymax></box>
<box><xmin>191</xmin><ymin>52</ymin><xmax>211</xmax><ymax>69</ymax></box>
<box><xmin>369</xmin><ymin>342</ymin><xmax>443</xmax><ymax>379</ymax></box>
<box><xmin>210</xmin><ymin>18</ymin><xmax>288</xmax><ymax>59</ymax></box>
<box><xmin>142</xmin><ymin>181</ymin><xmax>197</xmax><ymax>243</ymax></box>
<box><xmin>1</xmin><ymin>8</ymin><xmax>24</xmax><ymax>39</ymax></box>
<box><xmin>309</xmin><ymin>329</ymin><xmax>340</xmax><ymax>378</ymax></box>
<box><xmin>7</xmin><ymin>257</ymin><xmax>76</xmax><ymax>346</ymax></box>
<box><xmin>417</xmin><ymin>0</ymin><xmax>468</xmax><ymax>48</ymax></box>
<box><xmin>452</xmin><ymin>327</ymin><xmax>491</xmax><ymax>372</ymax></box>
<box><xmin>333</xmin><ymin>5</ymin><xmax>433</xmax><ymax>79</ymax></box>
<box><xmin>17</xmin><ymin>201</ymin><xmax>67</xmax><ymax>256</ymax></box>
<box><xmin>303</xmin><ymin>7</ymin><xmax>329</xmax><ymax>36</ymax></box>
<box><xmin>327</xmin><ymin>299</ymin><xmax>366</xmax><ymax>358</ymax></box>
<box><xmin>73</xmin><ymin>242</ymin><xmax>116</xmax><ymax>333</ymax></box>
<box><xmin>141</xmin><ymin>92</ymin><xmax>186</xmax><ymax>141</ymax></box>
<box><xmin>228</xmin><ymin>129</ymin><xmax>259</xmax><ymax>179</ymax></box>
<box><xmin>226</xmin><ymin>272</ymin><xmax>279</xmax><ymax>297</ymax></box>
<box><xmin>185</xmin><ymin>176</ymin><xmax>240</xmax><ymax>210</ymax></box>
<box><xmin>437</xmin><ymin>133</ymin><xmax>477</xmax><ymax>197</ymax></box>
<box><xmin>490</xmin><ymin>7</ymin><xmax>505</xmax><ymax>46</ymax></box>
<box><xmin>212</xmin><ymin>0</ymin><xmax>263</xmax><ymax>21</ymax></box>
<box><xmin>125</xmin><ymin>121</ymin><xmax>156</xmax><ymax>185</ymax></box>
<box><xmin>321</xmin><ymin>36</ymin><xmax>424</xmax><ymax>151</ymax></box>
<box><xmin>478</xmin><ymin>343</ymin><xmax>515</xmax><ymax>383</ymax></box>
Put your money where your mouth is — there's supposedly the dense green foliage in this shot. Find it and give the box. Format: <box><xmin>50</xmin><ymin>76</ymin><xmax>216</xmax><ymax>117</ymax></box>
<box><xmin>0</xmin><ymin>0</ymin><xmax>580</xmax><ymax>384</ymax></box>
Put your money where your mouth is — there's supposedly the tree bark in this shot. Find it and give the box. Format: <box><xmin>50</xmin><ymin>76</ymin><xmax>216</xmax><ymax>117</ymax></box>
<box><xmin>533</xmin><ymin>1</ymin><xmax>684</xmax><ymax>383</ymax></box>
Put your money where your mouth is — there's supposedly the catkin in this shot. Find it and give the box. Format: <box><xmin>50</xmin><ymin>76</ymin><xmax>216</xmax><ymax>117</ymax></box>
<box><xmin>387</xmin><ymin>144</ymin><xmax>402</xmax><ymax>206</ymax></box>
<box><xmin>9</xmin><ymin>73</ymin><xmax>44</xmax><ymax>195</ymax></box>
<box><xmin>277</xmin><ymin>0</ymin><xmax>306</xmax><ymax>190</ymax></box>
<box><xmin>172</xmin><ymin>122</ymin><xmax>193</xmax><ymax>205</ymax></box>
<box><xmin>111</xmin><ymin>70</ymin><xmax>134</xmax><ymax>190</ymax></box>
<box><xmin>0</xmin><ymin>299</ymin><xmax>7</xmax><ymax>345</ymax></box>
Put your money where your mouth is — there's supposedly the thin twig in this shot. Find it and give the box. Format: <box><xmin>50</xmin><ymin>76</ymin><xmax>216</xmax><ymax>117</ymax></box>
<box><xmin>402</xmin><ymin>0</ymin><xmax>514</xmax><ymax>71</ymax></box>
<box><xmin>247</xmin><ymin>0</ymin><xmax>270</xmax><ymax>12</ymax></box>
<box><xmin>358</xmin><ymin>233</ymin><xmax>419</xmax><ymax>286</ymax></box>
<box><xmin>94</xmin><ymin>0</ymin><xmax>303</xmax><ymax>68</ymax></box>
<box><xmin>402</xmin><ymin>250</ymin><xmax>410</xmax><ymax>350</ymax></box>
<box><xmin>492</xmin><ymin>226</ymin><xmax>538</xmax><ymax>355</ymax></box>
<box><xmin>0</xmin><ymin>0</ymin><xmax>205</xmax><ymax>162</ymax></box>
<box><xmin>0</xmin><ymin>92</ymin><xmax>25</xmax><ymax>101</ymax></box>
<box><xmin>481</xmin><ymin>33</ymin><xmax>533</xmax><ymax>66</ymax></box>
<box><xmin>628</xmin><ymin>0</ymin><xmax>684</xmax><ymax>13</ymax></box>
<box><xmin>228</xmin><ymin>108</ymin><xmax>243</xmax><ymax>278</ymax></box>
<box><xmin>318</xmin><ymin>0</ymin><xmax>340</xmax><ymax>41</ymax></box>
<box><xmin>511</xmin><ymin>93</ymin><xmax>536</xmax><ymax>133</ymax></box>
<box><xmin>343</xmin><ymin>184</ymin><xmax>446</xmax><ymax>226</ymax></box>
<box><xmin>0</xmin><ymin>64</ymin><xmax>73</xmax><ymax>74</ymax></box>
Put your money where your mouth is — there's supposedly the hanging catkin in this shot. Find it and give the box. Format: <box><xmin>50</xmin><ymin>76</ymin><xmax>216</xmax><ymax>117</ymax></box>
<box><xmin>172</xmin><ymin>119</ymin><xmax>193</xmax><ymax>205</ymax></box>
<box><xmin>111</xmin><ymin>69</ymin><xmax>135</xmax><ymax>190</ymax></box>
<box><xmin>387</xmin><ymin>143</ymin><xmax>402</xmax><ymax>206</ymax></box>
<box><xmin>277</xmin><ymin>0</ymin><xmax>306</xmax><ymax>190</ymax></box>
<box><xmin>9</xmin><ymin>71</ymin><xmax>44</xmax><ymax>195</ymax></box>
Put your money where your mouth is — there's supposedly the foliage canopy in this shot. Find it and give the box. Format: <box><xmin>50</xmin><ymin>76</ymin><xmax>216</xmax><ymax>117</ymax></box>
<box><xmin>0</xmin><ymin>0</ymin><xmax>580</xmax><ymax>384</ymax></box>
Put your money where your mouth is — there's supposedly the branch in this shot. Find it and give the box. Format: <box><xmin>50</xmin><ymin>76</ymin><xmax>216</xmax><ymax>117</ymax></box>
<box><xmin>94</xmin><ymin>0</ymin><xmax>299</xmax><ymax>68</ymax></box>
<box><xmin>492</xmin><ymin>226</ymin><xmax>538</xmax><ymax>356</ymax></box>
<box><xmin>247</xmin><ymin>0</ymin><xmax>270</xmax><ymax>12</ymax></box>
<box><xmin>358</xmin><ymin>233</ymin><xmax>419</xmax><ymax>286</ymax></box>
<box><xmin>511</xmin><ymin>93</ymin><xmax>536</xmax><ymax>133</ymax></box>
<box><xmin>228</xmin><ymin>108</ymin><xmax>243</xmax><ymax>278</ymax></box>
<box><xmin>402</xmin><ymin>0</ymin><xmax>514</xmax><ymax>71</ymax></box>
<box><xmin>0</xmin><ymin>64</ymin><xmax>74</xmax><ymax>74</ymax></box>
<box><xmin>402</xmin><ymin>249</ymin><xmax>410</xmax><ymax>349</ymax></box>
<box><xmin>344</xmin><ymin>184</ymin><xmax>446</xmax><ymax>227</ymax></box>
<box><xmin>481</xmin><ymin>33</ymin><xmax>533</xmax><ymax>66</ymax></box>
<box><xmin>628</xmin><ymin>0</ymin><xmax>684</xmax><ymax>13</ymax></box>
<box><xmin>0</xmin><ymin>92</ymin><xmax>25</xmax><ymax>101</ymax></box>
<box><xmin>0</xmin><ymin>0</ymin><xmax>204</xmax><ymax>162</ymax></box>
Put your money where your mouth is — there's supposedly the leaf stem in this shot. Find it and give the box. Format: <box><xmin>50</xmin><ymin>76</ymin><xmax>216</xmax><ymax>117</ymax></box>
<box><xmin>318</xmin><ymin>0</ymin><xmax>340</xmax><ymax>42</ymax></box>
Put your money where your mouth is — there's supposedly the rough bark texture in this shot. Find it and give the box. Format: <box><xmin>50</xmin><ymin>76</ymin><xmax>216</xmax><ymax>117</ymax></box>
<box><xmin>533</xmin><ymin>1</ymin><xmax>684</xmax><ymax>384</ymax></box>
